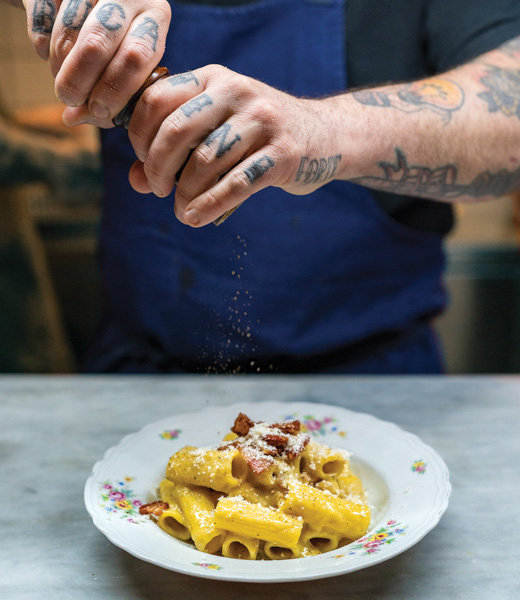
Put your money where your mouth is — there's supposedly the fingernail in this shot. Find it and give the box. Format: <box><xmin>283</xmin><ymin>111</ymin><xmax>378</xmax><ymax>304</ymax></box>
<box><xmin>90</xmin><ymin>101</ymin><xmax>110</xmax><ymax>119</ymax></box>
<box><xmin>185</xmin><ymin>209</ymin><xmax>200</xmax><ymax>224</ymax></box>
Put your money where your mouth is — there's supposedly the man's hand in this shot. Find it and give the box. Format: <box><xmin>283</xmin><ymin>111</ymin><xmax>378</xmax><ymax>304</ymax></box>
<box><xmin>21</xmin><ymin>0</ymin><xmax>171</xmax><ymax>123</ymax></box>
<box><xmin>123</xmin><ymin>65</ymin><xmax>343</xmax><ymax>227</ymax></box>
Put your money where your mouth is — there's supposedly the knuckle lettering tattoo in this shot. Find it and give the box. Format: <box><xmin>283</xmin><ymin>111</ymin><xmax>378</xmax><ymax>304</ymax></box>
<box><xmin>295</xmin><ymin>155</ymin><xmax>342</xmax><ymax>185</ymax></box>
<box><xmin>168</xmin><ymin>72</ymin><xmax>200</xmax><ymax>88</ymax></box>
<box><xmin>204</xmin><ymin>124</ymin><xmax>241</xmax><ymax>158</ymax></box>
<box><xmin>244</xmin><ymin>155</ymin><xmax>275</xmax><ymax>184</ymax></box>
<box><xmin>130</xmin><ymin>17</ymin><xmax>159</xmax><ymax>52</ymax></box>
<box><xmin>32</xmin><ymin>0</ymin><xmax>56</xmax><ymax>34</ymax></box>
<box><xmin>62</xmin><ymin>0</ymin><xmax>92</xmax><ymax>31</ymax></box>
<box><xmin>96</xmin><ymin>2</ymin><xmax>126</xmax><ymax>31</ymax></box>
<box><xmin>351</xmin><ymin>148</ymin><xmax>520</xmax><ymax>199</ymax></box>
<box><xmin>181</xmin><ymin>93</ymin><xmax>213</xmax><ymax>118</ymax></box>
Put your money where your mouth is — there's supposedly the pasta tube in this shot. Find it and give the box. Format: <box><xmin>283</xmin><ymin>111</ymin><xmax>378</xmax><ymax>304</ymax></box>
<box><xmin>279</xmin><ymin>481</ymin><xmax>370</xmax><ymax>541</ymax></box>
<box><xmin>299</xmin><ymin>440</ymin><xmax>348</xmax><ymax>481</ymax></box>
<box><xmin>221</xmin><ymin>533</ymin><xmax>260</xmax><ymax>560</ymax></box>
<box><xmin>158</xmin><ymin>507</ymin><xmax>191</xmax><ymax>541</ymax></box>
<box><xmin>228</xmin><ymin>482</ymin><xmax>281</xmax><ymax>507</ymax></box>
<box><xmin>173</xmin><ymin>484</ymin><xmax>226</xmax><ymax>554</ymax></box>
<box><xmin>299</xmin><ymin>524</ymin><xmax>339</xmax><ymax>554</ymax></box>
<box><xmin>214</xmin><ymin>496</ymin><xmax>303</xmax><ymax>547</ymax></box>
<box><xmin>166</xmin><ymin>446</ymin><xmax>248</xmax><ymax>493</ymax></box>
<box><xmin>159</xmin><ymin>478</ymin><xmax>177</xmax><ymax>504</ymax></box>
<box><xmin>337</xmin><ymin>472</ymin><xmax>367</xmax><ymax>503</ymax></box>
<box><xmin>263</xmin><ymin>541</ymin><xmax>301</xmax><ymax>560</ymax></box>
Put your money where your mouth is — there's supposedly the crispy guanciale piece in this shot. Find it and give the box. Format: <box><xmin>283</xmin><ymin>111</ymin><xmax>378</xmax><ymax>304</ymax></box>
<box><xmin>139</xmin><ymin>500</ymin><xmax>169</xmax><ymax>516</ymax></box>
<box><xmin>285</xmin><ymin>435</ymin><xmax>310</xmax><ymax>460</ymax></box>
<box><xmin>231</xmin><ymin>412</ymin><xmax>255</xmax><ymax>436</ymax></box>
<box><xmin>239</xmin><ymin>446</ymin><xmax>275</xmax><ymax>475</ymax></box>
<box><xmin>262</xmin><ymin>433</ymin><xmax>289</xmax><ymax>452</ymax></box>
<box><xmin>272</xmin><ymin>420</ymin><xmax>301</xmax><ymax>435</ymax></box>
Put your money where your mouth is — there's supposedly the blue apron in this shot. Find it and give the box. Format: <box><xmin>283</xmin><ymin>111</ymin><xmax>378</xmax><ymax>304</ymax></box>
<box><xmin>83</xmin><ymin>0</ymin><xmax>447</xmax><ymax>374</ymax></box>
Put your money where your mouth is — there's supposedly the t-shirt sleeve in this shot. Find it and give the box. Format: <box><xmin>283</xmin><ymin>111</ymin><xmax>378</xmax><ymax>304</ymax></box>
<box><xmin>426</xmin><ymin>0</ymin><xmax>520</xmax><ymax>72</ymax></box>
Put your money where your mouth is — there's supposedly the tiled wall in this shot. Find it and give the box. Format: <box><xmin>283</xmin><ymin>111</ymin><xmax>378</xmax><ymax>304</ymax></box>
<box><xmin>0</xmin><ymin>3</ymin><xmax>58</xmax><ymax>113</ymax></box>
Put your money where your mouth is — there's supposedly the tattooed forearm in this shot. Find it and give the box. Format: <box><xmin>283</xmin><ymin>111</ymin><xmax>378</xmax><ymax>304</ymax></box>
<box><xmin>32</xmin><ymin>0</ymin><xmax>56</xmax><ymax>34</ymax></box>
<box><xmin>181</xmin><ymin>94</ymin><xmax>213</xmax><ymax>118</ymax></box>
<box><xmin>351</xmin><ymin>148</ymin><xmax>520</xmax><ymax>200</ymax></box>
<box><xmin>130</xmin><ymin>17</ymin><xmax>159</xmax><ymax>52</ymax></box>
<box><xmin>499</xmin><ymin>36</ymin><xmax>520</xmax><ymax>59</ymax></box>
<box><xmin>244</xmin><ymin>155</ymin><xmax>274</xmax><ymax>183</ymax></box>
<box><xmin>295</xmin><ymin>154</ymin><xmax>341</xmax><ymax>185</ymax></box>
<box><xmin>204</xmin><ymin>124</ymin><xmax>241</xmax><ymax>158</ymax></box>
<box><xmin>96</xmin><ymin>2</ymin><xmax>125</xmax><ymax>31</ymax></box>
<box><xmin>168</xmin><ymin>72</ymin><xmax>200</xmax><ymax>88</ymax></box>
<box><xmin>353</xmin><ymin>77</ymin><xmax>464</xmax><ymax>123</ymax></box>
<box><xmin>478</xmin><ymin>65</ymin><xmax>520</xmax><ymax>120</ymax></box>
<box><xmin>62</xmin><ymin>0</ymin><xmax>92</xmax><ymax>30</ymax></box>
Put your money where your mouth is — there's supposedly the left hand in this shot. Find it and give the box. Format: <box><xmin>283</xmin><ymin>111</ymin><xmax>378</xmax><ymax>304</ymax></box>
<box><xmin>122</xmin><ymin>64</ymin><xmax>341</xmax><ymax>226</ymax></box>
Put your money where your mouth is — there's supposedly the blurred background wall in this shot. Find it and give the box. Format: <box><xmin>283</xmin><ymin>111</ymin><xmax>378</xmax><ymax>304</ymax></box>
<box><xmin>1</xmin><ymin>3</ymin><xmax>519</xmax><ymax>374</ymax></box>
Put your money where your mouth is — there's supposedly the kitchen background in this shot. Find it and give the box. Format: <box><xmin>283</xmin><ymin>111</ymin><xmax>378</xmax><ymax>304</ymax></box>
<box><xmin>1</xmin><ymin>3</ymin><xmax>519</xmax><ymax>374</ymax></box>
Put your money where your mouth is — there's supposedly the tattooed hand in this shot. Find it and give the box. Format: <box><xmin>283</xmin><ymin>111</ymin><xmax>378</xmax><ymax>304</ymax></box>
<box><xmin>21</xmin><ymin>0</ymin><xmax>171</xmax><ymax>122</ymax></box>
<box><xmin>122</xmin><ymin>65</ymin><xmax>342</xmax><ymax>227</ymax></box>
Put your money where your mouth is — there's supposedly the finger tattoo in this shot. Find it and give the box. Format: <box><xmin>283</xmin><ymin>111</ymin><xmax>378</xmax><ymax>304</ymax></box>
<box><xmin>32</xmin><ymin>0</ymin><xmax>56</xmax><ymax>34</ymax></box>
<box><xmin>181</xmin><ymin>93</ymin><xmax>213</xmax><ymax>118</ymax></box>
<box><xmin>204</xmin><ymin>124</ymin><xmax>241</xmax><ymax>158</ymax></box>
<box><xmin>96</xmin><ymin>2</ymin><xmax>126</xmax><ymax>31</ymax></box>
<box><xmin>168</xmin><ymin>72</ymin><xmax>200</xmax><ymax>88</ymax></box>
<box><xmin>130</xmin><ymin>17</ymin><xmax>159</xmax><ymax>52</ymax></box>
<box><xmin>62</xmin><ymin>0</ymin><xmax>92</xmax><ymax>30</ymax></box>
<box><xmin>244</xmin><ymin>155</ymin><xmax>275</xmax><ymax>183</ymax></box>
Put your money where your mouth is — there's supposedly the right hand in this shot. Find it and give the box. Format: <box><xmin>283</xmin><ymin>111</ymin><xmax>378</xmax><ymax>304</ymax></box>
<box><xmin>21</xmin><ymin>0</ymin><xmax>171</xmax><ymax>124</ymax></box>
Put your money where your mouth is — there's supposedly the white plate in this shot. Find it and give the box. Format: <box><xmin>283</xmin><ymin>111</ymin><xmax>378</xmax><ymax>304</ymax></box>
<box><xmin>84</xmin><ymin>401</ymin><xmax>450</xmax><ymax>582</ymax></box>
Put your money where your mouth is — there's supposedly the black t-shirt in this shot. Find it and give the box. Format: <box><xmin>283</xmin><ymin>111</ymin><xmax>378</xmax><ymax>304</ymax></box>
<box><xmin>175</xmin><ymin>0</ymin><xmax>520</xmax><ymax>234</ymax></box>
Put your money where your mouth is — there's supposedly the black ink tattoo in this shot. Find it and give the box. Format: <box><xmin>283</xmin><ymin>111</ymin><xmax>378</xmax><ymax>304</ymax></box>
<box><xmin>295</xmin><ymin>154</ymin><xmax>341</xmax><ymax>185</ymax></box>
<box><xmin>244</xmin><ymin>155</ymin><xmax>275</xmax><ymax>184</ymax></box>
<box><xmin>32</xmin><ymin>0</ymin><xmax>56</xmax><ymax>34</ymax></box>
<box><xmin>353</xmin><ymin>78</ymin><xmax>464</xmax><ymax>124</ymax></box>
<box><xmin>204</xmin><ymin>124</ymin><xmax>241</xmax><ymax>158</ymax></box>
<box><xmin>478</xmin><ymin>65</ymin><xmax>520</xmax><ymax>120</ymax></box>
<box><xmin>351</xmin><ymin>148</ymin><xmax>520</xmax><ymax>199</ymax></box>
<box><xmin>130</xmin><ymin>17</ymin><xmax>159</xmax><ymax>52</ymax></box>
<box><xmin>499</xmin><ymin>36</ymin><xmax>520</xmax><ymax>58</ymax></box>
<box><xmin>62</xmin><ymin>0</ymin><xmax>92</xmax><ymax>31</ymax></box>
<box><xmin>168</xmin><ymin>72</ymin><xmax>200</xmax><ymax>88</ymax></box>
<box><xmin>181</xmin><ymin>94</ymin><xmax>213</xmax><ymax>118</ymax></box>
<box><xmin>96</xmin><ymin>2</ymin><xmax>125</xmax><ymax>32</ymax></box>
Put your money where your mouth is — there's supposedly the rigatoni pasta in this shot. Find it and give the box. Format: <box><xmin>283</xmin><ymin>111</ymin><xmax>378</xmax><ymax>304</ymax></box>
<box><xmin>139</xmin><ymin>412</ymin><xmax>371</xmax><ymax>560</ymax></box>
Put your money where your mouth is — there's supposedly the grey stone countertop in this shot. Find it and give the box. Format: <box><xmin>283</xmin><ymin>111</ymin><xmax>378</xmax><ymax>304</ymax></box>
<box><xmin>1</xmin><ymin>375</ymin><xmax>519</xmax><ymax>599</ymax></box>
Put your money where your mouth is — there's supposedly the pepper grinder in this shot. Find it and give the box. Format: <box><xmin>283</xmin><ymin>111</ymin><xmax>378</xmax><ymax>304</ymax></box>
<box><xmin>112</xmin><ymin>66</ymin><xmax>239</xmax><ymax>226</ymax></box>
